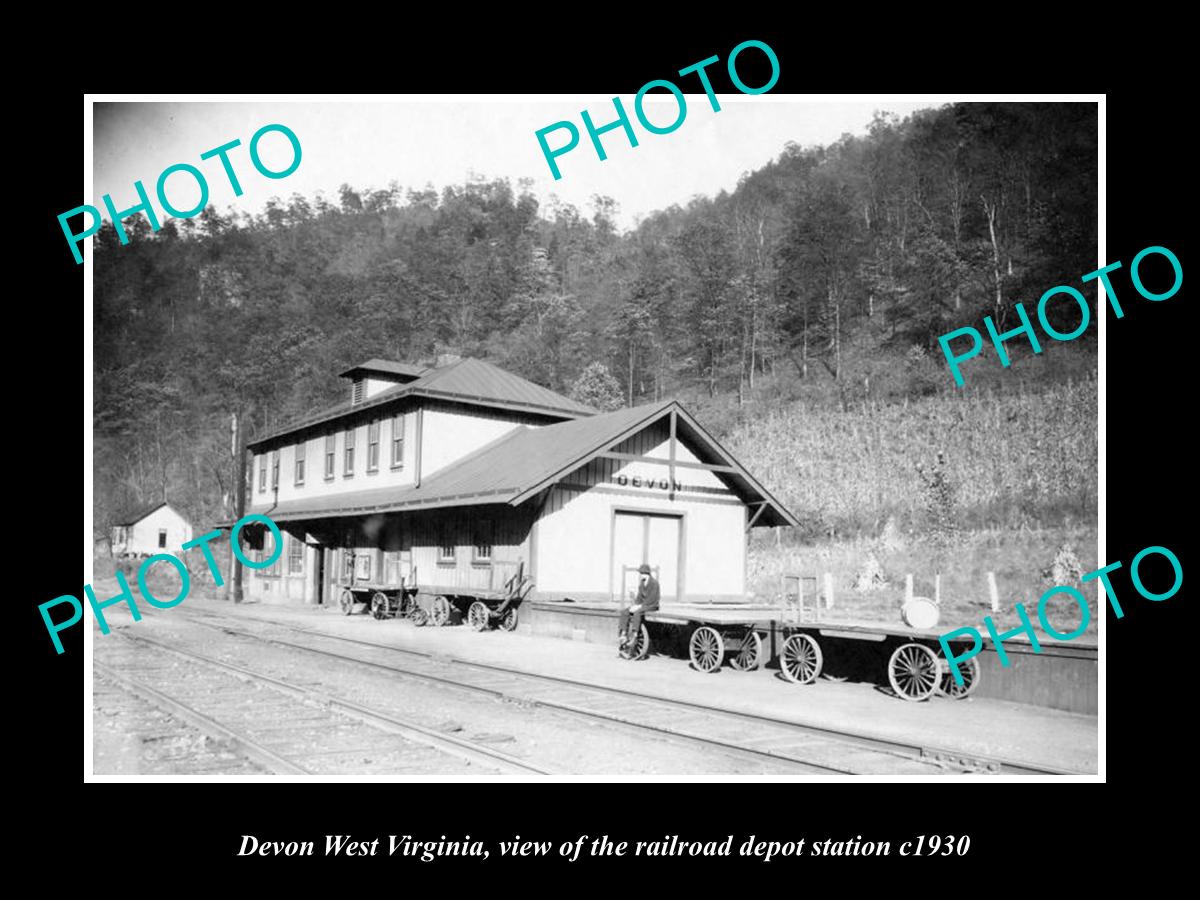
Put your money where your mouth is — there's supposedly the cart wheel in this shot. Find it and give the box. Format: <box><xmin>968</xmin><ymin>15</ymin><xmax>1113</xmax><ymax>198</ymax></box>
<box><xmin>409</xmin><ymin>606</ymin><xmax>429</xmax><ymax>627</ymax></box>
<box><xmin>339</xmin><ymin>589</ymin><xmax>355</xmax><ymax>616</ymax></box>
<box><xmin>619</xmin><ymin>623</ymin><xmax>651</xmax><ymax>660</ymax></box>
<box><xmin>888</xmin><ymin>643</ymin><xmax>940</xmax><ymax>701</ymax></box>
<box><xmin>371</xmin><ymin>591</ymin><xmax>389</xmax><ymax>620</ymax></box>
<box><xmin>431</xmin><ymin>595</ymin><xmax>451</xmax><ymax>627</ymax></box>
<box><xmin>729</xmin><ymin>630</ymin><xmax>763</xmax><ymax>671</ymax></box>
<box><xmin>468</xmin><ymin>601</ymin><xmax>490</xmax><ymax>632</ymax></box>
<box><xmin>689</xmin><ymin>626</ymin><xmax>725</xmax><ymax>673</ymax></box>
<box><xmin>500</xmin><ymin>607</ymin><xmax>519</xmax><ymax>632</ymax></box>
<box><xmin>780</xmin><ymin>633</ymin><xmax>823</xmax><ymax>684</ymax></box>
<box><xmin>936</xmin><ymin>652</ymin><xmax>980</xmax><ymax>699</ymax></box>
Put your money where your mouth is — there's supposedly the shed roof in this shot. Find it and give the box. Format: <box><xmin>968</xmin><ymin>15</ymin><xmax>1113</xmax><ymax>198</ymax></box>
<box><xmin>250</xmin><ymin>357</ymin><xmax>595</xmax><ymax>449</ymax></box>
<box><xmin>249</xmin><ymin>400</ymin><xmax>798</xmax><ymax>528</ymax></box>
<box><xmin>338</xmin><ymin>359</ymin><xmax>429</xmax><ymax>381</ymax></box>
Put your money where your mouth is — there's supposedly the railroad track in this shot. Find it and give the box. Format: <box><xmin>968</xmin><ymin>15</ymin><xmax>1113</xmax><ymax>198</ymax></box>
<box><xmin>96</xmin><ymin>631</ymin><xmax>555</xmax><ymax>776</ymax></box>
<box><xmin>171</xmin><ymin>606</ymin><xmax>1073</xmax><ymax>775</ymax></box>
<box><xmin>93</xmin><ymin>668</ymin><xmax>271</xmax><ymax>775</ymax></box>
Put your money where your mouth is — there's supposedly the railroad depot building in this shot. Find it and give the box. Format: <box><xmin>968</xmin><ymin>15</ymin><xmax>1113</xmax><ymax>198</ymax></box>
<box><xmin>242</xmin><ymin>357</ymin><xmax>797</xmax><ymax>621</ymax></box>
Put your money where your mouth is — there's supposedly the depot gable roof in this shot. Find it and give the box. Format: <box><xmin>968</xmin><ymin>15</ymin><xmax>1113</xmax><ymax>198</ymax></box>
<box><xmin>250</xmin><ymin>400</ymin><xmax>798</xmax><ymax>528</ymax></box>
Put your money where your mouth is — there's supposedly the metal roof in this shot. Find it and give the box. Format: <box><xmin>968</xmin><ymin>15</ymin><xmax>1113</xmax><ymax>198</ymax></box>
<box><xmin>112</xmin><ymin>500</ymin><xmax>180</xmax><ymax>527</ymax></box>
<box><xmin>250</xmin><ymin>357</ymin><xmax>595</xmax><ymax>449</ymax></box>
<box><xmin>247</xmin><ymin>399</ymin><xmax>799</xmax><ymax>528</ymax></box>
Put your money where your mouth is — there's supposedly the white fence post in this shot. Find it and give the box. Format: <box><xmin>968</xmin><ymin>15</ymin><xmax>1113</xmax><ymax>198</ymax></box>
<box><xmin>987</xmin><ymin>571</ymin><xmax>1000</xmax><ymax>612</ymax></box>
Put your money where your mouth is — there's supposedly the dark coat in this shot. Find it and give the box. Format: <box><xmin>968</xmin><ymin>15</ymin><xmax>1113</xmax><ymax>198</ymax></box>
<box><xmin>635</xmin><ymin>575</ymin><xmax>661</xmax><ymax>612</ymax></box>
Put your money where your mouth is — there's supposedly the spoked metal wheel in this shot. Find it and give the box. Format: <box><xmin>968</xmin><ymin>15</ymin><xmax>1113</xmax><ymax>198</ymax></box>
<box><xmin>431</xmin><ymin>595</ymin><xmax>451</xmax><ymax>627</ymax></box>
<box><xmin>780</xmin><ymin>633</ymin><xmax>824</xmax><ymax>684</ymax></box>
<box><xmin>339</xmin><ymin>589</ymin><xmax>355</xmax><ymax>616</ymax></box>
<box><xmin>888</xmin><ymin>642</ymin><xmax>940</xmax><ymax>701</ymax></box>
<box><xmin>467</xmin><ymin>601</ymin><xmax>490</xmax><ymax>632</ymax></box>
<box><xmin>619</xmin><ymin>623</ymin><xmax>651</xmax><ymax>660</ymax></box>
<box><xmin>936</xmin><ymin>652</ymin><xmax>980</xmax><ymax>699</ymax></box>
<box><xmin>689</xmin><ymin>626</ymin><xmax>725</xmax><ymax>673</ymax></box>
<box><xmin>500</xmin><ymin>607</ymin><xmax>519</xmax><ymax>632</ymax></box>
<box><xmin>409</xmin><ymin>605</ymin><xmax>429</xmax><ymax>627</ymax></box>
<box><xmin>729</xmin><ymin>630</ymin><xmax>763</xmax><ymax>671</ymax></box>
<box><xmin>370</xmin><ymin>591</ymin><xmax>390</xmax><ymax>620</ymax></box>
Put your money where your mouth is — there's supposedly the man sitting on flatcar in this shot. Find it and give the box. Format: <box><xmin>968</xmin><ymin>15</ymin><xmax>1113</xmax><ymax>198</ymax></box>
<box><xmin>618</xmin><ymin>564</ymin><xmax>660</xmax><ymax>659</ymax></box>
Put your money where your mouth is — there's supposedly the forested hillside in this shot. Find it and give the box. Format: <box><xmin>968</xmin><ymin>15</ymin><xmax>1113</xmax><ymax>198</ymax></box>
<box><xmin>93</xmin><ymin>102</ymin><xmax>1097</xmax><ymax>541</ymax></box>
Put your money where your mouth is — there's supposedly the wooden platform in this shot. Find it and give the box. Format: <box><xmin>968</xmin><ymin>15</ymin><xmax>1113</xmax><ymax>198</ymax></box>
<box><xmin>643</xmin><ymin>604</ymin><xmax>781</xmax><ymax>626</ymax></box>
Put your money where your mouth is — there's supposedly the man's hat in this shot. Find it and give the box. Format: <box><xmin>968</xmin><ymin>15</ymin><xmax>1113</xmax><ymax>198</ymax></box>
<box><xmin>638</xmin><ymin>564</ymin><xmax>652</xmax><ymax>575</ymax></box>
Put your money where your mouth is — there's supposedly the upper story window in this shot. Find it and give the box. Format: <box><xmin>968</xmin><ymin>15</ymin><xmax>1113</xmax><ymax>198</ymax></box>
<box><xmin>324</xmin><ymin>434</ymin><xmax>335</xmax><ymax>480</ymax></box>
<box><xmin>271</xmin><ymin>450</ymin><xmax>280</xmax><ymax>490</ymax></box>
<box><xmin>158</xmin><ymin>529</ymin><xmax>167</xmax><ymax>549</ymax></box>
<box><xmin>343</xmin><ymin>427</ymin><xmax>356</xmax><ymax>476</ymax></box>
<box><xmin>295</xmin><ymin>441</ymin><xmax>306</xmax><ymax>485</ymax></box>
<box><xmin>391</xmin><ymin>414</ymin><xmax>405</xmax><ymax>468</ymax></box>
<box><xmin>367</xmin><ymin>421</ymin><xmax>380</xmax><ymax>472</ymax></box>
<box><xmin>258</xmin><ymin>455</ymin><xmax>267</xmax><ymax>492</ymax></box>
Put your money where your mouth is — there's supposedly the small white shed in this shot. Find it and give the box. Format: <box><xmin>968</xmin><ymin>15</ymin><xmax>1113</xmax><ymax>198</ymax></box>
<box><xmin>111</xmin><ymin>502</ymin><xmax>194</xmax><ymax>556</ymax></box>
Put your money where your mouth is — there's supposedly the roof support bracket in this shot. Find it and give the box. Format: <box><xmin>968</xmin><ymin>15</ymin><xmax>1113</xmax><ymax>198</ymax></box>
<box><xmin>746</xmin><ymin>501</ymin><xmax>769</xmax><ymax>532</ymax></box>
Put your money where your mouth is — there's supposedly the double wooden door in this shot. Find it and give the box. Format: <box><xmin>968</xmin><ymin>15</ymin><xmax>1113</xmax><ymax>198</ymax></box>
<box><xmin>611</xmin><ymin>511</ymin><xmax>681</xmax><ymax>603</ymax></box>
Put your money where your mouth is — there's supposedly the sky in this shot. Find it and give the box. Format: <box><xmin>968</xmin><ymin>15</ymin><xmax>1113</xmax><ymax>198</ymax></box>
<box><xmin>93</xmin><ymin>98</ymin><xmax>940</xmax><ymax>232</ymax></box>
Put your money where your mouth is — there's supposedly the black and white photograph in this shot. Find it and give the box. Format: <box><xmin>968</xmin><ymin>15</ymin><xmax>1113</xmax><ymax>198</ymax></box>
<box><xmin>83</xmin><ymin>92</ymin><xmax>1101</xmax><ymax>780</ymax></box>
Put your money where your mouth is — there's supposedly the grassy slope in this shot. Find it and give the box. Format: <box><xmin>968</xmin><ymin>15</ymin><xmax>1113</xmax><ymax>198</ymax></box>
<box><xmin>726</xmin><ymin>373</ymin><xmax>1099</xmax><ymax>635</ymax></box>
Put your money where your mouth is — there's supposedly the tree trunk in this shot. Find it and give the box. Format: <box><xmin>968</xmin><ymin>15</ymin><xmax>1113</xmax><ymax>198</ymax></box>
<box><xmin>982</xmin><ymin>196</ymin><xmax>1004</xmax><ymax>323</ymax></box>
<box><xmin>801</xmin><ymin>307</ymin><xmax>809</xmax><ymax>379</ymax></box>
<box><xmin>829</xmin><ymin>283</ymin><xmax>842</xmax><ymax>382</ymax></box>
<box><xmin>628</xmin><ymin>341</ymin><xmax>634</xmax><ymax>406</ymax></box>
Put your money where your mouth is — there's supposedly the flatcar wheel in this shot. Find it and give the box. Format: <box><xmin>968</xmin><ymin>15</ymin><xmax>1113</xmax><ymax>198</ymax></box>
<box><xmin>936</xmin><ymin>652</ymin><xmax>980</xmax><ymax>699</ymax></box>
<box><xmin>689</xmin><ymin>626</ymin><xmax>725</xmax><ymax>673</ymax></box>
<box><xmin>339</xmin><ymin>589</ymin><xmax>355</xmax><ymax>616</ymax></box>
<box><xmin>371</xmin><ymin>591</ymin><xmax>389</xmax><ymax>621</ymax></box>
<box><xmin>780</xmin><ymin>633</ymin><xmax>823</xmax><ymax>684</ymax></box>
<box><xmin>888</xmin><ymin>643</ymin><xmax>939</xmax><ymax>701</ymax></box>
<box><xmin>468</xmin><ymin>601</ymin><xmax>490</xmax><ymax>632</ymax></box>
<box><xmin>431</xmin><ymin>595</ymin><xmax>451</xmax><ymax>627</ymax></box>
<box><xmin>409</xmin><ymin>606</ymin><xmax>429</xmax><ymax>627</ymax></box>
<box><xmin>500</xmin><ymin>607</ymin><xmax>519</xmax><ymax>632</ymax></box>
<box><xmin>730</xmin><ymin>630</ymin><xmax>763</xmax><ymax>671</ymax></box>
